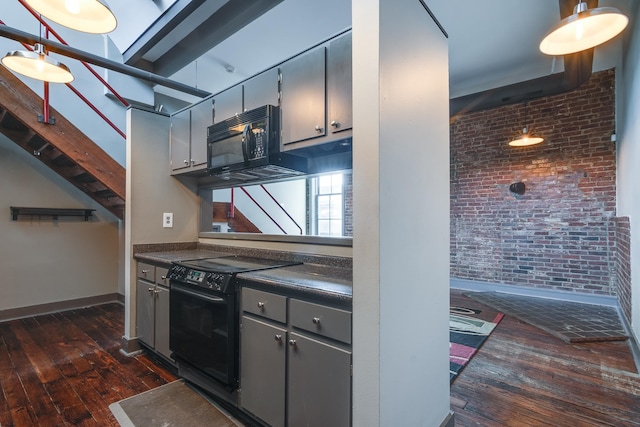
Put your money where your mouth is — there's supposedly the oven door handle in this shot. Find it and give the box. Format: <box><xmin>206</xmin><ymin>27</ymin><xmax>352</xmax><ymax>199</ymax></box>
<box><xmin>171</xmin><ymin>283</ymin><xmax>226</xmax><ymax>303</ymax></box>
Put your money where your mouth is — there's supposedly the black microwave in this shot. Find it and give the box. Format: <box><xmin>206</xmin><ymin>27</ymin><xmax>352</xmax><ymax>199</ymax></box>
<box><xmin>207</xmin><ymin>105</ymin><xmax>307</xmax><ymax>180</ymax></box>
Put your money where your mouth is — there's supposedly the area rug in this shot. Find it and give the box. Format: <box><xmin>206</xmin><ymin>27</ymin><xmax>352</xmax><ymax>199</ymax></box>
<box><xmin>109</xmin><ymin>380</ymin><xmax>241</xmax><ymax>427</ymax></box>
<box><xmin>450</xmin><ymin>305</ymin><xmax>504</xmax><ymax>384</ymax></box>
<box><xmin>465</xmin><ymin>291</ymin><xmax>628</xmax><ymax>343</ymax></box>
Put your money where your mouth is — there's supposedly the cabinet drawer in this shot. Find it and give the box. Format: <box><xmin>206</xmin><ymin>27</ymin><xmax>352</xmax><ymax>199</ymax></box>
<box><xmin>242</xmin><ymin>288</ymin><xmax>287</xmax><ymax>323</ymax></box>
<box><xmin>156</xmin><ymin>266</ymin><xmax>170</xmax><ymax>286</ymax></box>
<box><xmin>290</xmin><ymin>299</ymin><xmax>351</xmax><ymax>344</ymax></box>
<box><xmin>137</xmin><ymin>262</ymin><xmax>155</xmax><ymax>282</ymax></box>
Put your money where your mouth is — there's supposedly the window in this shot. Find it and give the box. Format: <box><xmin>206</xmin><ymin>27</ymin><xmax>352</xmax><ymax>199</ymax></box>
<box><xmin>199</xmin><ymin>171</ymin><xmax>352</xmax><ymax>238</ymax></box>
<box><xmin>315</xmin><ymin>173</ymin><xmax>343</xmax><ymax>237</ymax></box>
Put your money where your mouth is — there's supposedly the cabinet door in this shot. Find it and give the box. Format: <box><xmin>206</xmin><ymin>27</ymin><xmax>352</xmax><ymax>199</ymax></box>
<box><xmin>327</xmin><ymin>33</ymin><xmax>352</xmax><ymax>134</ymax></box>
<box><xmin>288</xmin><ymin>332</ymin><xmax>351</xmax><ymax>427</ymax></box>
<box><xmin>240</xmin><ymin>316</ymin><xmax>286</xmax><ymax>427</ymax></box>
<box><xmin>213</xmin><ymin>85</ymin><xmax>243</xmax><ymax>123</ymax></box>
<box><xmin>280</xmin><ymin>46</ymin><xmax>326</xmax><ymax>145</ymax></box>
<box><xmin>170</xmin><ymin>108</ymin><xmax>191</xmax><ymax>171</ymax></box>
<box><xmin>154</xmin><ymin>285</ymin><xmax>171</xmax><ymax>360</ymax></box>
<box><xmin>243</xmin><ymin>68</ymin><xmax>279</xmax><ymax>112</ymax></box>
<box><xmin>190</xmin><ymin>98</ymin><xmax>213</xmax><ymax>167</ymax></box>
<box><xmin>136</xmin><ymin>280</ymin><xmax>155</xmax><ymax>347</ymax></box>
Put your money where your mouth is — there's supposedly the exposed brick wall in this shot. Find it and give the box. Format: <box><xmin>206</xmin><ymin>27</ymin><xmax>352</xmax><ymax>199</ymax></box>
<box><xmin>616</xmin><ymin>217</ymin><xmax>632</xmax><ymax>321</ymax></box>
<box><xmin>344</xmin><ymin>173</ymin><xmax>353</xmax><ymax>237</ymax></box>
<box><xmin>450</xmin><ymin>70</ymin><xmax>622</xmax><ymax>296</ymax></box>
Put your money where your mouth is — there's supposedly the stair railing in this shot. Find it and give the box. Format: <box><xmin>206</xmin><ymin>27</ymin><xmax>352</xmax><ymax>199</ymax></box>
<box><xmin>3</xmin><ymin>0</ymin><xmax>130</xmax><ymax>139</ymax></box>
<box><xmin>233</xmin><ymin>186</ymin><xmax>303</xmax><ymax>235</ymax></box>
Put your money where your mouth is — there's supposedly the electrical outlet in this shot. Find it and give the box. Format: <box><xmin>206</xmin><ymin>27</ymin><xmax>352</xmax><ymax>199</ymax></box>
<box><xmin>163</xmin><ymin>212</ymin><xmax>173</xmax><ymax>228</ymax></box>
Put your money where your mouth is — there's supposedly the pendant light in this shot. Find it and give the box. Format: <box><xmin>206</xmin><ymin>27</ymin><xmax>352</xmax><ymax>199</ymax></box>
<box><xmin>23</xmin><ymin>0</ymin><xmax>117</xmax><ymax>34</ymax></box>
<box><xmin>509</xmin><ymin>127</ymin><xmax>544</xmax><ymax>147</ymax></box>
<box><xmin>540</xmin><ymin>0</ymin><xmax>628</xmax><ymax>56</ymax></box>
<box><xmin>509</xmin><ymin>102</ymin><xmax>544</xmax><ymax>147</ymax></box>
<box><xmin>2</xmin><ymin>43</ymin><xmax>74</xmax><ymax>84</ymax></box>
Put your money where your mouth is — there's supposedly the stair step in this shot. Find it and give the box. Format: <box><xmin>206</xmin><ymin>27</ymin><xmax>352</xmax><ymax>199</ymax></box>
<box><xmin>73</xmin><ymin>172</ymin><xmax>98</xmax><ymax>184</ymax></box>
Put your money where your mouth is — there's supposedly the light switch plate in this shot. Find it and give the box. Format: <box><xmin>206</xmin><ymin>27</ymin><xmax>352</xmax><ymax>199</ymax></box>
<box><xmin>163</xmin><ymin>212</ymin><xmax>173</xmax><ymax>228</ymax></box>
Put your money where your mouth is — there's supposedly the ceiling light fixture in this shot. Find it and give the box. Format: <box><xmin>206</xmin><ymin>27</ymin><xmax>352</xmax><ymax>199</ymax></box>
<box><xmin>2</xmin><ymin>43</ymin><xmax>74</xmax><ymax>83</ymax></box>
<box><xmin>509</xmin><ymin>127</ymin><xmax>544</xmax><ymax>147</ymax></box>
<box><xmin>540</xmin><ymin>0</ymin><xmax>628</xmax><ymax>56</ymax></box>
<box><xmin>23</xmin><ymin>0</ymin><xmax>117</xmax><ymax>34</ymax></box>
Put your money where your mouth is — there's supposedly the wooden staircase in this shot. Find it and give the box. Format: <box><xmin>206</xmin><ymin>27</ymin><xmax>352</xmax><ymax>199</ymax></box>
<box><xmin>213</xmin><ymin>202</ymin><xmax>260</xmax><ymax>233</ymax></box>
<box><xmin>0</xmin><ymin>66</ymin><xmax>125</xmax><ymax>220</ymax></box>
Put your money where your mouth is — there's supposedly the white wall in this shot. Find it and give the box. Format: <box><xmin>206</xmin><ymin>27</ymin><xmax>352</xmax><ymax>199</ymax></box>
<box><xmin>0</xmin><ymin>135</ymin><xmax>120</xmax><ymax>312</ymax></box>
<box><xmin>617</xmin><ymin>1</ymin><xmax>640</xmax><ymax>341</ymax></box>
<box><xmin>352</xmin><ymin>0</ymin><xmax>451</xmax><ymax>425</ymax></box>
<box><xmin>124</xmin><ymin>107</ymin><xmax>199</xmax><ymax>340</ymax></box>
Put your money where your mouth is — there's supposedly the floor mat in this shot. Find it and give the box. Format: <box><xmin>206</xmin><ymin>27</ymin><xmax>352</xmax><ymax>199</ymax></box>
<box><xmin>450</xmin><ymin>305</ymin><xmax>504</xmax><ymax>384</ymax></box>
<box><xmin>465</xmin><ymin>291</ymin><xmax>628</xmax><ymax>343</ymax></box>
<box><xmin>109</xmin><ymin>380</ymin><xmax>242</xmax><ymax>427</ymax></box>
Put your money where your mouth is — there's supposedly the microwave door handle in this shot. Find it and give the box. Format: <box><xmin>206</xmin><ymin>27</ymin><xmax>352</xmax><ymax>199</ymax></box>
<box><xmin>241</xmin><ymin>124</ymin><xmax>250</xmax><ymax>164</ymax></box>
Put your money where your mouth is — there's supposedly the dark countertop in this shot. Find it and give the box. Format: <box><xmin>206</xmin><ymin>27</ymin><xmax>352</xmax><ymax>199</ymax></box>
<box><xmin>134</xmin><ymin>250</ymin><xmax>229</xmax><ymax>266</ymax></box>
<box><xmin>236</xmin><ymin>263</ymin><xmax>352</xmax><ymax>307</ymax></box>
<box><xmin>135</xmin><ymin>248</ymin><xmax>352</xmax><ymax>306</ymax></box>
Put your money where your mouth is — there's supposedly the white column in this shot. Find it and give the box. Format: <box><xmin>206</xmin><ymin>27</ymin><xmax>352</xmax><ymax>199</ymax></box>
<box><xmin>352</xmin><ymin>0</ymin><xmax>451</xmax><ymax>425</ymax></box>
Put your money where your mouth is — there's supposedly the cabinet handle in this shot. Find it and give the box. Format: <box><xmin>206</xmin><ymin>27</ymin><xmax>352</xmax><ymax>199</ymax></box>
<box><xmin>147</xmin><ymin>287</ymin><xmax>154</xmax><ymax>293</ymax></box>
<box><xmin>314</xmin><ymin>125</ymin><xmax>323</xmax><ymax>133</ymax></box>
<box><xmin>288</xmin><ymin>339</ymin><xmax>297</xmax><ymax>347</ymax></box>
<box><xmin>161</xmin><ymin>275</ymin><xmax>167</xmax><ymax>280</ymax></box>
<box><xmin>331</xmin><ymin>120</ymin><xmax>339</xmax><ymax>128</ymax></box>
<box><xmin>312</xmin><ymin>317</ymin><xmax>321</xmax><ymax>325</ymax></box>
<box><xmin>190</xmin><ymin>159</ymin><xmax>195</xmax><ymax>165</ymax></box>
<box><xmin>141</xmin><ymin>269</ymin><xmax>149</xmax><ymax>274</ymax></box>
<box><xmin>183</xmin><ymin>159</ymin><xmax>189</xmax><ymax>165</ymax></box>
<box><xmin>274</xmin><ymin>334</ymin><xmax>282</xmax><ymax>342</ymax></box>
<box><xmin>257</xmin><ymin>302</ymin><xmax>265</xmax><ymax>309</ymax></box>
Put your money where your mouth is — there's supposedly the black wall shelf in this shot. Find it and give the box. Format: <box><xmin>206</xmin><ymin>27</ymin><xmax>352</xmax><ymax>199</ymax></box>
<box><xmin>10</xmin><ymin>207</ymin><xmax>95</xmax><ymax>221</ymax></box>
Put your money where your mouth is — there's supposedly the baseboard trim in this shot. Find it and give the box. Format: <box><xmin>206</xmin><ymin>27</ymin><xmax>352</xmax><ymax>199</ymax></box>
<box><xmin>121</xmin><ymin>337</ymin><xmax>142</xmax><ymax>355</ymax></box>
<box><xmin>617</xmin><ymin>308</ymin><xmax>640</xmax><ymax>374</ymax></box>
<box><xmin>450</xmin><ymin>277</ymin><xmax>619</xmax><ymax>307</ymax></box>
<box><xmin>0</xmin><ymin>293</ymin><xmax>121</xmax><ymax>322</ymax></box>
<box><xmin>439</xmin><ymin>411</ymin><xmax>454</xmax><ymax>427</ymax></box>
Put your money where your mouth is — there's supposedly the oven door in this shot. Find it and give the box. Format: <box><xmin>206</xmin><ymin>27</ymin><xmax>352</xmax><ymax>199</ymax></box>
<box><xmin>169</xmin><ymin>282</ymin><xmax>237</xmax><ymax>389</ymax></box>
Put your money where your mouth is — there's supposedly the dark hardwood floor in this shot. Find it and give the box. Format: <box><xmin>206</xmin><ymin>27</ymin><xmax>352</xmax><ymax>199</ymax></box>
<box><xmin>451</xmin><ymin>289</ymin><xmax>640</xmax><ymax>426</ymax></box>
<box><xmin>2</xmin><ymin>295</ymin><xmax>639</xmax><ymax>426</ymax></box>
<box><xmin>0</xmin><ymin>303</ymin><xmax>177</xmax><ymax>426</ymax></box>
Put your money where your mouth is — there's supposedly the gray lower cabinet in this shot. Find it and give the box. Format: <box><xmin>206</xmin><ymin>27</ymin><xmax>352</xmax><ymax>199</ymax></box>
<box><xmin>240</xmin><ymin>316</ymin><xmax>287</xmax><ymax>427</ymax></box>
<box><xmin>136</xmin><ymin>278</ymin><xmax>155</xmax><ymax>346</ymax></box>
<box><xmin>136</xmin><ymin>262</ymin><xmax>173</xmax><ymax>362</ymax></box>
<box><xmin>154</xmin><ymin>284</ymin><xmax>171</xmax><ymax>359</ymax></box>
<box><xmin>240</xmin><ymin>287</ymin><xmax>352</xmax><ymax>427</ymax></box>
<box><xmin>288</xmin><ymin>332</ymin><xmax>351</xmax><ymax>427</ymax></box>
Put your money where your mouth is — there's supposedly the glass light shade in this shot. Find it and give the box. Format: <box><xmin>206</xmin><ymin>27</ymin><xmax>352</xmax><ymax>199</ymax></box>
<box><xmin>23</xmin><ymin>0</ymin><xmax>117</xmax><ymax>34</ymax></box>
<box><xmin>540</xmin><ymin>5</ymin><xmax>628</xmax><ymax>55</ymax></box>
<box><xmin>2</xmin><ymin>50</ymin><xmax>74</xmax><ymax>83</ymax></box>
<box><xmin>509</xmin><ymin>128</ymin><xmax>544</xmax><ymax>147</ymax></box>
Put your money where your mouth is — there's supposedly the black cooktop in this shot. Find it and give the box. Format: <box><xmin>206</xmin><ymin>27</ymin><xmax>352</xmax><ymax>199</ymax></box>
<box><xmin>175</xmin><ymin>256</ymin><xmax>299</xmax><ymax>274</ymax></box>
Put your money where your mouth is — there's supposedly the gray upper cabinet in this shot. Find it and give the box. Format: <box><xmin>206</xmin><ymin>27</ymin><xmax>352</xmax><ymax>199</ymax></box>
<box><xmin>170</xmin><ymin>98</ymin><xmax>212</xmax><ymax>174</ymax></box>
<box><xmin>170</xmin><ymin>108</ymin><xmax>191</xmax><ymax>172</ymax></box>
<box><xmin>213</xmin><ymin>85</ymin><xmax>243</xmax><ymax>123</ymax></box>
<box><xmin>190</xmin><ymin>99</ymin><xmax>213</xmax><ymax>167</ymax></box>
<box><xmin>243</xmin><ymin>68</ymin><xmax>279</xmax><ymax>112</ymax></box>
<box><xmin>280</xmin><ymin>45</ymin><xmax>326</xmax><ymax>146</ymax></box>
<box><xmin>327</xmin><ymin>32</ymin><xmax>352</xmax><ymax>134</ymax></box>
